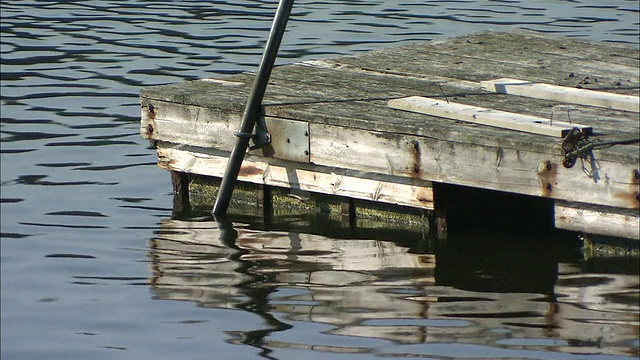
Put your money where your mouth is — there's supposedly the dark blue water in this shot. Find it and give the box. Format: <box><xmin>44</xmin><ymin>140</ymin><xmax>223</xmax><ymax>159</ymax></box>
<box><xmin>1</xmin><ymin>1</ymin><xmax>639</xmax><ymax>359</ymax></box>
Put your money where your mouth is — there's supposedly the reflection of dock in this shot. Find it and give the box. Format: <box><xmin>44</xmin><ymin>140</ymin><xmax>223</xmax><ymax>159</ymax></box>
<box><xmin>141</xmin><ymin>30</ymin><xmax>639</xmax><ymax>240</ymax></box>
<box><xmin>148</xmin><ymin>220</ymin><xmax>243</xmax><ymax>308</ymax></box>
<box><xmin>148</xmin><ymin>219</ymin><xmax>639</xmax><ymax>356</ymax></box>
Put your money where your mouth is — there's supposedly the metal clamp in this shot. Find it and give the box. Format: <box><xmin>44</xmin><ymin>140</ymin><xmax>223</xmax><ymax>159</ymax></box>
<box><xmin>234</xmin><ymin>127</ymin><xmax>272</xmax><ymax>151</ymax></box>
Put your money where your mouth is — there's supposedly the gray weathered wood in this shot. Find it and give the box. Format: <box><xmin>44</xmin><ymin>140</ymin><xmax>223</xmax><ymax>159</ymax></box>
<box><xmin>320</xmin><ymin>30</ymin><xmax>639</xmax><ymax>95</ymax></box>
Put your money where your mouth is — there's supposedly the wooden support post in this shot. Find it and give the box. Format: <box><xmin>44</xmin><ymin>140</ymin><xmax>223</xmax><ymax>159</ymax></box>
<box><xmin>341</xmin><ymin>198</ymin><xmax>356</xmax><ymax>229</ymax></box>
<box><xmin>171</xmin><ymin>171</ymin><xmax>191</xmax><ymax>218</ymax></box>
<box><xmin>433</xmin><ymin>183</ymin><xmax>448</xmax><ymax>240</ymax></box>
<box><xmin>256</xmin><ymin>184</ymin><xmax>273</xmax><ymax>224</ymax></box>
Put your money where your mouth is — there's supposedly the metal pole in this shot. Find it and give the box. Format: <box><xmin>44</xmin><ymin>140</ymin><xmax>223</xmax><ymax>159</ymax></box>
<box><xmin>213</xmin><ymin>0</ymin><xmax>294</xmax><ymax>215</ymax></box>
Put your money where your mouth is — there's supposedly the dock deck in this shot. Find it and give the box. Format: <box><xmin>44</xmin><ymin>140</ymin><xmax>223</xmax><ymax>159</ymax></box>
<box><xmin>140</xmin><ymin>30</ymin><xmax>639</xmax><ymax>240</ymax></box>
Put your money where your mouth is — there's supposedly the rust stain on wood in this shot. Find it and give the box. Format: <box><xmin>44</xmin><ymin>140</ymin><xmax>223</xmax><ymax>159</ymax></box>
<box><xmin>612</xmin><ymin>191</ymin><xmax>639</xmax><ymax>209</ymax></box>
<box><xmin>410</xmin><ymin>140</ymin><xmax>421</xmax><ymax>178</ymax></box>
<box><xmin>620</xmin><ymin>169</ymin><xmax>640</xmax><ymax>209</ymax></box>
<box><xmin>537</xmin><ymin>160</ymin><xmax>557</xmax><ymax>197</ymax></box>
<box><xmin>142</xmin><ymin>103</ymin><xmax>157</xmax><ymax>139</ymax></box>
<box><xmin>157</xmin><ymin>156</ymin><xmax>177</xmax><ymax>170</ymax></box>
<box><xmin>239</xmin><ymin>164</ymin><xmax>264</xmax><ymax>177</ymax></box>
<box><xmin>147</xmin><ymin>103</ymin><xmax>156</xmax><ymax>120</ymax></box>
<box><xmin>495</xmin><ymin>146</ymin><xmax>504</xmax><ymax>168</ymax></box>
<box><xmin>415</xmin><ymin>188</ymin><xmax>432</xmax><ymax>204</ymax></box>
<box><xmin>616</xmin><ymin>169</ymin><xmax>640</xmax><ymax>209</ymax></box>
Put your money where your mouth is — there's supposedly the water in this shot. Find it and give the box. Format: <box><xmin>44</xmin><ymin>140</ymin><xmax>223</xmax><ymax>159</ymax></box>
<box><xmin>1</xmin><ymin>1</ymin><xmax>638</xmax><ymax>359</ymax></box>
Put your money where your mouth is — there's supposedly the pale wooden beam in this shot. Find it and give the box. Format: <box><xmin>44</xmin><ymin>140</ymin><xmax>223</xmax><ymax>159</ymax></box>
<box><xmin>157</xmin><ymin>145</ymin><xmax>434</xmax><ymax>210</ymax></box>
<box><xmin>388</xmin><ymin>96</ymin><xmax>592</xmax><ymax>137</ymax></box>
<box><xmin>481</xmin><ymin>78</ymin><xmax>640</xmax><ymax>113</ymax></box>
<box><xmin>555</xmin><ymin>201</ymin><xmax>640</xmax><ymax>240</ymax></box>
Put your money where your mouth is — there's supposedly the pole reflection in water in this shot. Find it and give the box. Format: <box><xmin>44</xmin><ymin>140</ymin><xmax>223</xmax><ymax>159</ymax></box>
<box><xmin>147</xmin><ymin>219</ymin><xmax>639</xmax><ymax>359</ymax></box>
<box><xmin>218</xmin><ymin>216</ymin><xmax>293</xmax><ymax>360</ymax></box>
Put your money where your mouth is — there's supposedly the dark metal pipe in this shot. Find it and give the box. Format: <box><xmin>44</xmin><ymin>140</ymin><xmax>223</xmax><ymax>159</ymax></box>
<box><xmin>213</xmin><ymin>0</ymin><xmax>294</xmax><ymax>215</ymax></box>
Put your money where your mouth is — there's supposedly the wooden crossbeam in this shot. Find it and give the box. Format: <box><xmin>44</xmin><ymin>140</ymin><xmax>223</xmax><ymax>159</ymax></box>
<box><xmin>157</xmin><ymin>144</ymin><xmax>434</xmax><ymax>210</ymax></box>
<box><xmin>555</xmin><ymin>201</ymin><xmax>640</xmax><ymax>240</ymax></box>
<box><xmin>388</xmin><ymin>96</ymin><xmax>592</xmax><ymax>137</ymax></box>
<box><xmin>481</xmin><ymin>78</ymin><xmax>640</xmax><ymax>113</ymax></box>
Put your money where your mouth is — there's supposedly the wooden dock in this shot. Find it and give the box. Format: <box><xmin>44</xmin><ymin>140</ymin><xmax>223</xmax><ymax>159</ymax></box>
<box><xmin>140</xmin><ymin>30</ymin><xmax>639</xmax><ymax>241</ymax></box>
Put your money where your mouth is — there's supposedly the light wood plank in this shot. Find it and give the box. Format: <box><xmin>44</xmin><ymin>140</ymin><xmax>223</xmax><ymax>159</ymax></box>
<box><xmin>555</xmin><ymin>201</ymin><xmax>640</xmax><ymax>240</ymax></box>
<box><xmin>388</xmin><ymin>96</ymin><xmax>592</xmax><ymax>138</ymax></box>
<box><xmin>481</xmin><ymin>78</ymin><xmax>640</xmax><ymax>113</ymax></box>
<box><xmin>309</xmin><ymin>123</ymin><xmax>639</xmax><ymax>210</ymax></box>
<box><xmin>156</xmin><ymin>144</ymin><xmax>434</xmax><ymax>210</ymax></box>
<box><xmin>141</xmin><ymin>99</ymin><xmax>240</xmax><ymax>151</ymax></box>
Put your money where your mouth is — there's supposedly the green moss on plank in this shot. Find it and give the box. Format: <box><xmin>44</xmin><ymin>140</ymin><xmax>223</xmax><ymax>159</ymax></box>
<box><xmin>187</xmin><ymin>174</ymin><xmax>429</xmax><ymax>232</ymax></box>
<box><xmin>582</xmin><ymin>234</ymin><xmax>640</xmax><ymax>259</ymax></box>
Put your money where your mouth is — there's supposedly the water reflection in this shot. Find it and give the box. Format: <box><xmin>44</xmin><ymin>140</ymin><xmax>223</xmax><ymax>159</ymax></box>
<box><xmin>147</xmin><ymin>219</ymin><xmax>639</xmax><ymax>358</ymax></box>
<box><xmin>2</xmin><ymin>1</ymin><xmax>639</xmax><ymax>359</ymax></box>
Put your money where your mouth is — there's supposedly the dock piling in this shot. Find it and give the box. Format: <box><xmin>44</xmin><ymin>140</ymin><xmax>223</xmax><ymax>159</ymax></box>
<box><xmin>171</xmin><ymin>171</ymin><xmax>191</xmax><ymax>218</ymax></box>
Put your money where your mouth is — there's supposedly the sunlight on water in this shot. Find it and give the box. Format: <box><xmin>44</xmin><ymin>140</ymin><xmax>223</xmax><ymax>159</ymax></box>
<box><xmin>1</xmin><ymin>1</ymin><xmax>638</xmax><ymax>359</ymax></box>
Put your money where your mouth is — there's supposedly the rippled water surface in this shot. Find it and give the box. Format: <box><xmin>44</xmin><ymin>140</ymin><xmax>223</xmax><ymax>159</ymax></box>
<box><xmin>1</xmin><ymin>1</ymin><xmax>639</xmax><ymax>359</ymax></box>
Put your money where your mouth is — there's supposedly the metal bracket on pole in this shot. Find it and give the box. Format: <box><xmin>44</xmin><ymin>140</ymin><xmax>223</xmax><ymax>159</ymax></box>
<box><xmin>233</xmin><ymin>126</ymin><xmax>271</xmax><ymax>151</ymax></box>
<box><xmin>213</xmin><ymin>0</ymin><xmax>294</xmax><ymax>216</ymax></box>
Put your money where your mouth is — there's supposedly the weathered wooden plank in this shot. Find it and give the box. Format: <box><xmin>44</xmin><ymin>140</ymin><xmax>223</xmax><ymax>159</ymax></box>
<box><xmin>142</xmin><ymin>91</ymin><xmax>637</xmax><ymax>212</ymax></box>
<box><xmin>388</xmin><ymin>96</ymin><xmax>592</xmax><ymax>137</ymax></box>
<box><xmin>555</xmin><ymin>201</ymin><xmax>640</xmax><ymax>240</ymax></box>
<box><xmin>141</xmin><ymin>98</ymin><xmax>240</xmax><ymax>151</ymax></box>
<box><xmin>156</xmin><ymin>144</ymin><xmax>434</xmax><ymax>210</ymax></box>
<box><xmin>267</xmin><ymin>64</ymin><xmax>638</xmax><ymax>139</ymax></box>
<box><xmin>140</xmin><ymin>63</ymin><xmax>639</xmax><ymax>146</ymax></box>
<box><xmin>142</xmin><ymin>93</ymin><xmax>637</xmax><ymax>211</ymax></box>
<box><xmin>143</xmin><ymin>91</ymin><xmax>638</xmax><ymax>167</ymax></box>
<box><xmin>432</xmin><ymin>30</ymin><xmax>640</xmax><ymax>67</ymax></box>
<box><xmin>267</xmin><ymin>95</ymin><xmax>639</xmax><ymax>162</ymax></box>
<box><xmin>481</xmin><ymin>78</ymin><xmax>640</xmax><ymax>113</ymax></box>
<box><xmin>319</xmin><ymin>31</ymin><xmax>639</xmax><ymax>95</ymax></box>
<box><xmin>309</xmin><ymin>123</ymin><xmax>639</xmax><ymax>210</ymax></box>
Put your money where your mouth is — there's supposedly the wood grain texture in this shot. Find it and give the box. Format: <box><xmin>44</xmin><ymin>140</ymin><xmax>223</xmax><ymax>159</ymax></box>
<box><xmin>156</xmin><ymin>143</ymin><xmax>434</xmax><ymax>210</ymax></box>
<box><xmin>555</xmin><ymin>201</ymin><xmax>640</xmax><ymax>240</ymax></box>
<box><xmin>308</xmin><ymin>123</ymin><xmax>639</xmax><ymax>210</ymax></box>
